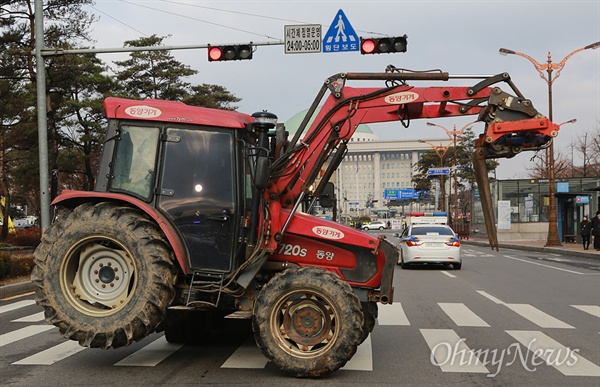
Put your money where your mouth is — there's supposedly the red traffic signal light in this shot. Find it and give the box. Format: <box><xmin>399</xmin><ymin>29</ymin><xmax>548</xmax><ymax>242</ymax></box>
<box><xmin>360</xmin><ymin>36</ymin><xmax>407</xmax><ymax>55</ymax></box>
<box><xmin>208</xmin><ymin>44</ymin><xmax>253</xmax><ymax>62</ymax></box>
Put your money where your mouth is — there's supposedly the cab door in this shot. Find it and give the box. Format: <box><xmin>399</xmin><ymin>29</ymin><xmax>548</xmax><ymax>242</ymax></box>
<box><xmin>158</xmin><ymin>127</ymin><xmax>239</xmax><ymax>272</ymax></box>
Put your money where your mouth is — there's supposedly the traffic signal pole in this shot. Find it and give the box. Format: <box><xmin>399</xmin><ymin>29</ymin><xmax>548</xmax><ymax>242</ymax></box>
<box><xmin>34</xmin><ymin>0</ymin><xmax>50</xmax><ymax>230</ymax></box>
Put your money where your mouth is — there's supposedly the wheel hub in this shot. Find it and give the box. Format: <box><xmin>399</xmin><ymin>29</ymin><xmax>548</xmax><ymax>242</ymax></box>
<box><xmin>71</xmin><ymin>243</ymin><xmax>134</xmax><ymax>311</ymax></box>
<box><xmin>98</xmin><ymin>266</ymin><xmax>116</xmax><ymax>284</ymax></box>
<box><xmin>282</xmin><ymin>297</ymin><xmax>333</xmax><ymax>348</ymax></box>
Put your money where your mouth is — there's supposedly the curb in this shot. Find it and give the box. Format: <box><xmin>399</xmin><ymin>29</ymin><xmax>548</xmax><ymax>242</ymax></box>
<box><xmin>462</xmin><ymin>240</ymin><xmax>600</xmax><ymax>259</ymax></box>
<box><xmin>0</xmin><ymin>280</ymin><xmax>36</xmax><ymax>300</ymax></box>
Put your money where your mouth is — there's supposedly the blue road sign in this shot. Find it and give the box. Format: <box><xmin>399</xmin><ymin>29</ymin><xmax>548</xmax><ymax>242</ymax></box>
<box><xmin>427</xmin><ymin>168</ymin><xmax>451</xmax><ymax>176</ymax></box>
<box><xmin>323</xmin><ymin>9</ymin><xmax>359</xmax><ymax>53</ymax></box>
<box><xmin>384</xmin><ymin>189</ymin><xmax>420</xmax><ymax>200</ymax></box>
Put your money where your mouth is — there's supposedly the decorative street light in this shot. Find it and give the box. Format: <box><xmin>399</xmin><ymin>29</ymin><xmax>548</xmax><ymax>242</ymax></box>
<box><xmin>426</xmin><ymin>121</ymin><xmax>476</xmax><ymax>226</ymax></box>
<box><xmin>499</xmin><ymin>42</ymin><xmax>600</xmax><ymax>247</ymax></box>
<box><xmin>418</xmin><ymin>139</ymin><xmax>451</xmax><ymax>212</ymax></box>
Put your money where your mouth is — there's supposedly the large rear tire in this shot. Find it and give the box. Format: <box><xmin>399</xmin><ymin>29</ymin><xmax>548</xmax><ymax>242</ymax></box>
<box><xmin>252</xmin><ymin>266</ymin><xmax>363</xmax><ymax>377</ymax></box>
<box><xmin>31</xmin><ymin>202</ymin><xmax>176</xmax><ymax>349</ymax></box>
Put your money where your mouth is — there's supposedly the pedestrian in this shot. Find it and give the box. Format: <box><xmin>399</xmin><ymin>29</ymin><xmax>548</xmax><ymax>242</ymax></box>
<box><xmin>592</xmin><ymin>211</ymin><xmax>600</xmax><ymax>251</ymax></box>
<box><xmin>580</xmin><ymin>215</ymin><xmax>592</xmax><ymax>250</ymax></box>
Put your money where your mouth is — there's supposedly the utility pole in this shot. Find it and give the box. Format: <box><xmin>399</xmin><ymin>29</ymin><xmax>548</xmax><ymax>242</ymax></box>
<box><xmin>499</xmin><ymin>41</ymin><xmax>600</xmax><ymax>246</ymax></box>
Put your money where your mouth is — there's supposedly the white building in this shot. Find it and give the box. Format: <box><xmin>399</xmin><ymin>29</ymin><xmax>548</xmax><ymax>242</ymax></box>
<box><xmin>285</xmin><ymin>109</ymin><xmax>452</xmax><ymax>216</ymax></box>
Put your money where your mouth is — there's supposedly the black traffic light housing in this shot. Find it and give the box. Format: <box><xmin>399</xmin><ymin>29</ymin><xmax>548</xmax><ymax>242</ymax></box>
<box><xmin>360</xmin><ymin>36</ymin><xmax>407</xmax><ymax>55</ymax></box>
<box><xmin>208</xmin><ymin>44</ymin><xmax>253</xmax><ymax>62</ymax></box>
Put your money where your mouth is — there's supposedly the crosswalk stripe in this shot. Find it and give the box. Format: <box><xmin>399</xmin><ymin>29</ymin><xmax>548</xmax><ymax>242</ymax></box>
<box><xmin>438</xmin><ymin>303</ymin><xmax>490</xmax><ymax>327</ymax></box>
<box><xmin>571</xmin><ymin>305</ymin><xmax>600</xmax><ymax>318</ymax></box>
<box><xmin>0</xmin><ymin>300</ymin><xmax>36</xmax><ymax>314</ymax></box>
<box><xmin>342</xmin><ymin>336</ymin><xmax>372</xmax><ymax>371</ymax></box>
<box><xmin>477</xmin><ymin>290</ymin><xmax>505</xmax><ymax>305</ymax></box>
<box><xmin>420</xmin><ymin>329</ymin><xmax>489</xmax><ymax>373</ymax></box>
<box><xmin>0</xmin><ymin>325</ymin><xmax>55</xmax><ymax>347</ymax></box>
<box><xmin>12</xmin><ymin>312</ymin><xmax>45</xmax><ymax>323</ymax></box>
<box><xmin>506</xmin><ymin>330</ymin><xmax>600</xmax><ymax>377</ymax></box>
<box><xmin>505</xmin><ymin>304</ymin><xmax>574</xmax><ymax>329</ymax></box>
<box><xmin>221</xmin><ymin>337</ymin><xmax>268</xmax><ymax>369</ymax></box>
<box><xmin>114</xmin><ymin>336</ymin><xmax>183</xmax><ymax>367</ymax></box>
<box><xmin>13</xmin><ymin>340</ymin><xmax>87</xmax><ymax>365</ymax></box>
<box><xmin>377</xmin><ymin>303</ymin><xmax>410</xmax><ymax>326</ymax></box>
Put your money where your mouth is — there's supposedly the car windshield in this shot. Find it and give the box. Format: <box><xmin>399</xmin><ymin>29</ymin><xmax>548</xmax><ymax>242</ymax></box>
<box><xmin>411</xmin><ymin>226</ymin><xmax>453</xmax><ymax>236</ymax></box>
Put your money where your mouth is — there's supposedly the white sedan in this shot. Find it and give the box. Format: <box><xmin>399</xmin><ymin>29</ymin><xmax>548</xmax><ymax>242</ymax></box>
<box><xmin>397</xmin><ymin>224</ymin><xmax>462</xmax><ymax>269</ymax></box>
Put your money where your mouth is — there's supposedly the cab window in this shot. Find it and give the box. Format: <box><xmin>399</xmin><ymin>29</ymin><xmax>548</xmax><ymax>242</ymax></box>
<box><xmin>110</xmin><ymin>125</ymin><xmax>160</xmax><ymax>201</ymax></box>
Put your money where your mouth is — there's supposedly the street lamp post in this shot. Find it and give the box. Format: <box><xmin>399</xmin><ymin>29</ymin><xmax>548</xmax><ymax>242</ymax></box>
<box><xmin>426</xmin><ymin>121</ymin><xmax>476</xmax><ymax>226</ymax></box>
<box><xmin>499</xmin><ymin>42</ymin><xmax>600</xmax><ymax>247</ymax></box>
<box><xmin>418</xmin><ymin>139</ymin><xmax>451</xmax><ymax>212</ymax></box>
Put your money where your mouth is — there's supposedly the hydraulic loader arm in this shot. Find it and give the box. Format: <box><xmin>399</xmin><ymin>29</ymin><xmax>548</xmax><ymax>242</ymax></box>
<box><xmin>264</xmin><ymin>68</ymin><xmax>560</xmax><ymax>250</ymax></box>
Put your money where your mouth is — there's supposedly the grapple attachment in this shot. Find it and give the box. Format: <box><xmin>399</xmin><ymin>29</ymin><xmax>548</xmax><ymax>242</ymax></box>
<box><xmin>472</xmin><ymin>86</ymin><xmax>560</xmax><ymax>250</ymax></box>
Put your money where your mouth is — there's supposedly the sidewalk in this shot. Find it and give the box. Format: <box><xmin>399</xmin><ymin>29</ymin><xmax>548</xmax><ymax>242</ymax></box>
<box><xmin>463</xmin><ymin>237</ymin><xmax>600</xmax><ymax>259</ymax></box>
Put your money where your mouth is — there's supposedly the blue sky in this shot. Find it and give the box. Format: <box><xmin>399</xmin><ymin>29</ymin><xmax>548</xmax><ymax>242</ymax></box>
<box><xmin>88</xmin><ymin>0</ymin><xmax>600</xmax><ymax>179</ymax></box>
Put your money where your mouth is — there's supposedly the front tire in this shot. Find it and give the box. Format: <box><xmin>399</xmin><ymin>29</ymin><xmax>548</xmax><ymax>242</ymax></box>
<box><xmin>360</xmin><ymin>301</ymin><xmax>378</xmax><ymax>343</ymax></box>
<box><xmin>252</xmin><ymin>266</ymin><xmax>363</xmax><ymax>377</ymax></box>
<box><xmin>31</xmin><ymin>202</ymin><xmax>176</xmax><ymax>349</ymax></box>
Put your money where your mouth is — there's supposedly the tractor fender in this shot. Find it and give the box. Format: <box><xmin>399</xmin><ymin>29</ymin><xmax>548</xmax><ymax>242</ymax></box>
<box><xmin>51</xmin><ymin>190</ymin><xmax>190</xmax><ymax>274</ymax></box>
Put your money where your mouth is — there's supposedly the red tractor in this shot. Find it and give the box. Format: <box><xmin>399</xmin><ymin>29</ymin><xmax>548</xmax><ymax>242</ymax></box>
<box><xmin>32</xmin><ymin>67</ymin><xmax>559</xmax><ymax>377</ymax></box>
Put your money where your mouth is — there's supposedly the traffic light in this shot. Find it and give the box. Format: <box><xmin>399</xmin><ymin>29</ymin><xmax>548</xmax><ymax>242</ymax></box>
<box><xmin>360</xmin><ymin>36</ymin><xmax>407</xmax><ymax>55</ymax></box>
<box><xmin>207</xmin><ymin>44</ymin><xmax>253</xmax><ymax>62</ymax></box>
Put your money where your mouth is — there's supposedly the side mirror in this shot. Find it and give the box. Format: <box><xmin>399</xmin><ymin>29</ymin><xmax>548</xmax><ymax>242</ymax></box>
<box><xmin>254</xmin><ymin>156</ymin><xmax>271</xmax><ymax>190</ymax></box>
<box><xmin>319</xmin><ymin>182</ymin><xmax>335</xmax><ymax>208</ymax></box>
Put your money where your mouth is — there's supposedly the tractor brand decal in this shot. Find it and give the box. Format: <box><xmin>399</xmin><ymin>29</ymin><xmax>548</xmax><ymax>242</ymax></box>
<box><xmin>384</xmin><ymin>91</ymin><xmax>419</xmax><ymax>104</ymax></box>
<box><xmin>277</xmin><ymin>243</ymin><xmax>307</xmax><ymax>257</ymax></box>
<box><xmin>124</xmin><ymin>105</ymin><xmax>162</xmax><ymax>118</ymax></box>
<box><xmin>312</xmin><ymin>226</ymin><xmax>345</xmax><ymax>240</ymax></box>
<box><xmin>316</xmin><ymin>249</ymin><xmax>335</xmax><ymax>261</ymax></box>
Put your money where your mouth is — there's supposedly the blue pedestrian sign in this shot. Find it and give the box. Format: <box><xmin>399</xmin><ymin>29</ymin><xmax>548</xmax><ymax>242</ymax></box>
<box><xmin>323</xmin><ymin>9</ymin><xmax>359</xmax><ymax>53</ymax></box>
<box><xmin>427</xmin><ymin>167</ymin><xmax>451</xmax><ymax>176</ymax></box>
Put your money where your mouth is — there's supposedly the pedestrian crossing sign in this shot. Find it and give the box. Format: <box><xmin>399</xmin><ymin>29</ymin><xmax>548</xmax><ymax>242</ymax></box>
<box><xmin>323</xmin><ymin>9</ymin><xmax>359</xmax><ymax>53</ymax></box>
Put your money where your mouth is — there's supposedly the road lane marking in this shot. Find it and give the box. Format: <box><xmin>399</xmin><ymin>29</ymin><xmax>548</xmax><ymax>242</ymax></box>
<box><xmin>0</xmin><ymin>325</ymin><xmax>55</xmax><ymax>347</ymax></box>
<box><xmin>11</xmin><ymin>312</ymin><xmax>45</xmax><ymax>323</ymax></box>
<box><xmin>571</xmin><ymin>305</ymin><xmax>600</xmax><ymax>318</ymax></box>
<box><xmin>502</xmin><ymin>255</ymin><xmax>591</xmax><ymax>275</ymax></box>
<box><xmin>441</xmin><ymin>271</ymin><xmax>456</xmax><ymax>278</ymax></box>
<box><xmin>506</xmin><ymin>330</ymin><xmax>600</xmax><ymax>376</ymax></box>
<box><xmin>420</xmin><ymin>329</ymin><xmax>489</xmax><ymax>373</ymax></box>
<box><xmin>504</xmin><ymin>304</ymin><xmax>574</xmax><ymax>329</ymax></box>
<box><xmin>342</xmin><ymin>336</ymin><xmax>372</xmax><ymax>371</ymax></box>
<box><xmin>476</xmin><ymin>290</ymin><xmax>505</xmax><ymax>305</ymax></box>
<box><xmin>462</xmin><ymin>249</ymin><xmax>494</xmax><ymax>257</ymax></box>
<box><xmin>438</xmin><ymin>303</ymin><xmax>490</xmax><ymax>327</ymax></box>
<box><xmin>114</xmin><ymin>336</ymin><xmax>183</xmax><ymax>367</ymax></box>
<box><xmin>221</xmin><ymin>337</ymin><xmax>268</xmax><ymax>369</ymax></box>
<box><xmin>377</xmin><ymin>303</ymin><xmax>410</xmax><ymax>326</ymax></box>
<box><xmin>0</xmin><ymin>300</ymin><xmax>36</xmax><ymax>314</ymax></box>
<box><xmin>13</xmin><ymin>340</ymin><xmax>87</xmax><ymax>365</ymax></box>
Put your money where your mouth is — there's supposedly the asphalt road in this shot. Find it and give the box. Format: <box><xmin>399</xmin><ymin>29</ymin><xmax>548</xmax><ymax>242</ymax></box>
<box><xmin>1</xmin><ymin>243</ymin><xmax>599</xmax><ymax>386</ymax></box>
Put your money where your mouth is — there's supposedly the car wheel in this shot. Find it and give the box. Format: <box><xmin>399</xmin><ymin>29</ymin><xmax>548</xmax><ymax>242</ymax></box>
<box><xmin>378</xmin><ymin>226</ymin><xmax>384</xmax><ymax>230</ymax></box>
<box><xmin>363</xmin><ymin>227</ymin><xmax>369</xmax><ymax>231</ymax></box>
<box><xmin>399</xmin><ymin>252</ymin><xmax>410</xmax><ymax>269</ymax></box>
<box><xmin>453</xmin><ymin>262</ymin><xmax>462</xmax><ymax>270</ymax></box>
